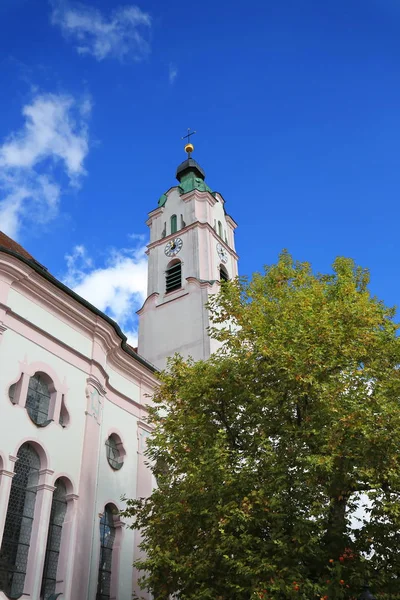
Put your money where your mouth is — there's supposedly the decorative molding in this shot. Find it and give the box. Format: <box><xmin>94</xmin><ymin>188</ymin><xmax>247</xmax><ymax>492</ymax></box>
<box><xmin>39</xmin><ymin>468</ymin><xmax>55</xmax><ymax>477</ymax></box>
<box><xmin>146</xmin><ymin>220</ymin><xmax>239</xmax><ymax>260</ymax></box>
<box><xmin>86</xmin><ymin>375</ymin><xmax>106</xmax><ymax>397</ymax></box>
<box><xmin>0</xmin><ymin>321</ymin><xmax>6</xmax><ymax>334</ymax></box>
<box><xmin>9</xmin><ymin>454</ymin><xmax>18</xmax><ymax>464</ymax></box>
<box><xmin>186</xmin><ymin>276</ymin><xmax>220</xmax><ymax>290</ymax></box>
<box><xmin>0</xmin><ymin>252</ymin><xmax>156</xmax><ymax>379</ymax></box>
<box><xmin>65</xmin><ymin>493</ymin><xmax>79</xmax><ymax>502</ymax></box>
<box><xmin>114</xmin><ymin>518</ymin><xmax>126</xmax><ymax>529</ymax></box>
<box><xmin>137</xmin><ymin>420</ymin><xmax>152</xmax><ymax>433</ymax></box>
<box><xmin>36</xmin><ymin>483</ymin><xmax>56</xmax><ymax>492</ymax></box>
<box><xmin>85</xmin><ymin>384</ymin><xmax>103</xmax><ymax>424</ymax></box>
<box><xmin>0</xmin><ymin>469</ymin><xmax>15</xmax><ymax>479</ymax></box>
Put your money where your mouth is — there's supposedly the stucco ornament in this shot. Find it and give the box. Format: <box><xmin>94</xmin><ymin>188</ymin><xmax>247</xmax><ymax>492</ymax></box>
<box><xmin>85</xmin><ymin>377</ymin><xmax>106</xmax><ymax>424</ymax></box>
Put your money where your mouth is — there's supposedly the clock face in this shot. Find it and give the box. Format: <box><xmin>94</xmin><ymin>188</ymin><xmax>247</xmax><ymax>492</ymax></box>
<box><xmin>216</xmin><ymin>242</ymin><xmax>228</xmax><ymax>264</ymax></box>
<box><xmin>165</xmin><ymin>237</ymin><xmax>183</xmax><ymax>257</ymax></box>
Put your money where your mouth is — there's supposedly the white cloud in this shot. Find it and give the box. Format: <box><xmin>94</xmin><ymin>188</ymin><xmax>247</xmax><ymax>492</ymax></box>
<box><xmin>169</xmin><ymin>63</ymin><xmax>178</xmax><ymax>85</ymax></box>
<box><xmin>50</xmin><ymin>1</ymin><xmax>151</xmax><ymax>62</ymax></box>
<box><xmin>0</xmin><ymin>92</ymin><xmax>90</xmax><ymax>239</ymax></box>
<box><xmin>63</xmin><ymin>241</ymin><xmax>148</xmax><ymax>345</ymax></box>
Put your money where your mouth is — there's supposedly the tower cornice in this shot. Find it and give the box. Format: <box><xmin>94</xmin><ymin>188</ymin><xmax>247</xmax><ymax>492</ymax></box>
<box><xmin>146</xmin><ymin>220</ymin><xmax>239</xmax><ymax>261</ymax></box>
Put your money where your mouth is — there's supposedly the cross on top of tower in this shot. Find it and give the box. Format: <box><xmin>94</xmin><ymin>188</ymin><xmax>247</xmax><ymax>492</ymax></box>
<box><xmin>181</xmin><ymin>128</ymin><xmax>196</xmax><ymax>156</ymax></box>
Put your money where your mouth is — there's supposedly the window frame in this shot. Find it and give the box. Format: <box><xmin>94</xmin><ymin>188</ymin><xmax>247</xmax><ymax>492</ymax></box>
<box><xmin>0</xmin><ymin>443</ymin><xmax>41</xmax><ymax>599</ymax></box>
<box><xmin>105</xmin><ymin>436</ymin><xmax>123</xmax><ymax>471</ymax></box>
<box><xmin>165</xmin><ymin>260</ymin><xmax>182</xmax><ymax>293</ymax></box>
<box><xmin>40</xmin><ymin>479</ymin><xmax>68</xmax><ymax>600</ymax></box>
<box><xmin>7</xmin><ymin>365</ymin><xmax>69</xmax><ymax>429</ymax></box>
<box><xmin>170</xmin><ymin>214</ymin><xmax>177</xmax><ymax>235</ymax></box>
<box><xmin>25</xmin><ymin>373</ymin><xmax>53</xmax><ymax>427</ymax></box>
<box><xmin>96</xmin><ymin>506</ymin><xmax>116</xmax><ymax>600</ymax></box>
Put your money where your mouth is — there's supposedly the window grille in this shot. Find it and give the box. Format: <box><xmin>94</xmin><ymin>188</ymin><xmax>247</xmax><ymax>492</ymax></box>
<box><xmin>170</xmin><ymin>214</ymin><xmax>177</xmax><ymax>234</ymax></box>
<box><xmin>40</xmin><ymin>479</ymin><xmax>67</xmax><ymax>600</ymax></box>
<box><xmin>220</xmin><ymin>265</ymin><xmax>229</xmax><ymax>283</ymax></box>
<box><xmin>166</xmin><ymin>262</ymin><xmax>181</xmax><ymax>293</ymax></box>
<box><xmin>26</xmin><ymin>374</ymin><xmax>51</xmax><ymax>426</ymax></box>
<box><xmin>106</xmin><ymin>437</ymin><xmax>122</xmax><ymax>470</ymax></box>
<box><xmin>0</xmin><ymin>443</ymin><xmax>40</xmax><ymax>598</ymax></box>
<box><xmin>96</xmin><ymin>506</ymin><xmax>116</xmax><ymax>600</ymax></box>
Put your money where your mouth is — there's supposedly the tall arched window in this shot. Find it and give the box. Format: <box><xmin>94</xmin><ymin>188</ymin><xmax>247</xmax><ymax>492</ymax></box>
<box><xmin>170</xmin><ymin>214</ymin><xmax>177</xmax><ymax>234</ymax></box>
<box><xmin>0</xmin><ymin>443</ymin><xmax>40</xmax><ymax>598</ymax></box>
<box><xmin>220</xmin><ymin>265</ymin><xmax>229</xmax><ymax>282</ymax></box>
<box><xmin>166</xmin><ymin>260</ymin><xmax>181</xmax><ymax>293</ymax></box>
<box><xmin>26</xmin><ymin>373</ymin><xmax>52</xmax><ymax>426</ymax></box>
<box><xmin>40</xmin><ymin>479</ymin><xmax>68</xmax><ymax>600</ymax></box>
<box><xmin>218</xmin><ymin>221</ymin><xmax>223</xmax><ymax>238</ymax></box>
<box><xmin>96</xmin><ymin>505</ymin><xmax>116</xmax><ymax>600</ymax></box>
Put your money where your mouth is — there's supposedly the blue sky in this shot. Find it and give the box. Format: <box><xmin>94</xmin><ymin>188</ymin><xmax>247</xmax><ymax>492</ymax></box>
<box><xmin>1</xmin><ymin>0</ymin><xmax>400</xmax><ymax>341</ymax></box>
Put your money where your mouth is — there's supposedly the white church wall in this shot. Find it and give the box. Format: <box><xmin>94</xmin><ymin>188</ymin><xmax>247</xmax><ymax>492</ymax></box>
<box><xmin>162</xmin><ymin>188</ymin><xmax>194</xmax><ymax>232</ymax></box>
<box><xmin>139</xmin><ymin>282</ymin><xmax>218</xmax><ymax>369</ymax></box>
<box><xmin>0</xmin><ymin>244</ymin><xmax>158</xmax><ymax>600</ymax></box>
<box><xmin>107</xmin><ymin>365</ymin><xmax>141</xmax><ymax>404</ymax></box>
<box><xmin>0</xmin><ymin>327</ymin><xmax>86</xmax><ymax>481</ymax></box>
<box><xmin>7</xmin><ymin>288</ymin><xmax>93</xmax><ymax>357</ymax></box>
<box><xmin>0</xmin><ymin>326</ymin><xmax>88</xmax><ymax>599</ymax></box>
<box><xmin>87</xmin><ymin>396</ymin><xmax>139</xmax><ymax>600</ymax></box>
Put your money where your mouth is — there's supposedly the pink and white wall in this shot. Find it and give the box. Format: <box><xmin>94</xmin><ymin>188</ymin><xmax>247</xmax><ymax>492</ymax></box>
<box><xmin>0</xmin><ymin>247</ymin><xmax>158</xmax><ymax>600</ymax></box>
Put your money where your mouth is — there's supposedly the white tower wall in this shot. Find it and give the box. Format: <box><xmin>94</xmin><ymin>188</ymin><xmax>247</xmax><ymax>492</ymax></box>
<box><xmin>138</xmin><ymin>157</ymin><xmax>238</xmax><ymax>370</ymax></box>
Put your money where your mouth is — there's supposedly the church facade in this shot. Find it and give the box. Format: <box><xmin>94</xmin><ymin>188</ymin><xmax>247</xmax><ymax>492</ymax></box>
<box><xmin>0</xmin><ymin>150</ymin><xmax>238</xmax><ymax>600</ymax></box>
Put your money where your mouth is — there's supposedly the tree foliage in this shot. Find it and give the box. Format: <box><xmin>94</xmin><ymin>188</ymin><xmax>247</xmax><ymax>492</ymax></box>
<box><xmin>122</xmin><ymin>252</ymin><xmax>400</xmax><ymax>600</ymax></box>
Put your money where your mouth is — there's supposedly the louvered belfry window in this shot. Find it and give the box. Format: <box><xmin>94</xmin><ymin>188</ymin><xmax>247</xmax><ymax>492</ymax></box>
<box><xmin>0</xmin><ymin>443</ymin><xmax>40</xmax><ymax>598</ymax></box>
<box><xmin>26</xmin><ymin>373</ymin><xmax>51</xmax><ymax>426</ymax></box>
<box><xmin>166</xmin><ymin>261</ymin><xmax>181</xmax><ymax>293</ymax></box>
<box><xmin>40</xmin><ymin>479</ymin><xmax>68</xmax><ymax>600</ymax></box>
<box><xmin>220</xmin><ymin>265</ymin><xmax>229</xmax><ymax>282</ymax></box>
<box><xmin>96</xmin><ymin>506</ymin><xmax>116</xmax><ymax>600</ymax></box>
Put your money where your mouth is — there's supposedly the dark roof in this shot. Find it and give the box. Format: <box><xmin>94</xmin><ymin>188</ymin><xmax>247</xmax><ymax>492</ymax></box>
<box><xmin>176</xmin><ymin>157</ymin><xmax>206</xmax><ymax>182</ymax></box>
<box><xmin>0</xmin><ymin>231</ymin><xmax>157</xmax><ymax>374</ymax></box>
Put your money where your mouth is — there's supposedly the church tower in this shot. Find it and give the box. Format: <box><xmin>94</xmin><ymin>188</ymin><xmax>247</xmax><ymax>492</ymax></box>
<box><xmin>138</xmin><ymin>137</ymin><xmax>238</xmax><ymax>370</ymax></box>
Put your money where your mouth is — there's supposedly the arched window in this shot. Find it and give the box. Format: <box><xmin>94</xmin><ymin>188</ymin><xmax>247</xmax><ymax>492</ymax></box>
<box><xmin>220</xmin><ymin>265</ymin><xmax>229</xmax><ymax>283</ymax></box>
<box><xmin>106</xmin><ymin>435</ymin><xmax>123</xmax><ymax>470</ymax></box>
<box><xmin>166</xmin><ymin>260</ymin><xmax>181</xmax><ymax>293</ymax></box>
<box><xmin>96</xmin><ymin>505</ymin><xmax>116</xmax><ymax>600</ymax></box>
<box><xmin>218</xmin><ymin>221</ymin><xmax>223</xmax><ymax>238</ymax></box>
<box><xmin>40</xmin><ymin>479</ymin><xmax>68</xmax><ymax>600</ymax></box>
<box><xmin>26</xmin><ymin>373</ymin><xmax>52</xmax><ymax>426</ymax></box>
<box><xmin>0</xmin><ymin>443</ymin><xmax>40</xmax><ymax>598</ymax></box>
<box><xmin>170</xmin><ymin>214</ymin><xmax>177</xmax><ymax>234</ymax></box>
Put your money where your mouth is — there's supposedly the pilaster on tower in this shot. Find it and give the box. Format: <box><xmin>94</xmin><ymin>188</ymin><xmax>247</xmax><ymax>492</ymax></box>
<box><xmin>137</xmin><ymin>141</ymin><xmax>238</xmax><ymax>370</ymax></box>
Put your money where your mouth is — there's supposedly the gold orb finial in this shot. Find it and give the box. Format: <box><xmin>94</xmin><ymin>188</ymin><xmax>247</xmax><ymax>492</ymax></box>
<box><xmin>185</xmin><ymin>142</ymin><xmax>194</xmax><ymax>155</ymax></box>
<box><xmin>181</xmin><ymin>128</ymin><xmax>196</xmax><ymax>157</ymax></box>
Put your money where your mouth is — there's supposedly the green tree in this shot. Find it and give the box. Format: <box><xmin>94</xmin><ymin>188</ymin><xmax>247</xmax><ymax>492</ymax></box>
<box><xmin>122</xmin><ymin>253</ymin><xmax>400</xmax><ymax>600</ymax></box>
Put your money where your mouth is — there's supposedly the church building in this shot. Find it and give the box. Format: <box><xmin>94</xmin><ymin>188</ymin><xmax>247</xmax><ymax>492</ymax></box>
<box><xmin>0</xmin><ymin>145</ymin><xmax>238</xmax><ymax>600</ymax></box>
